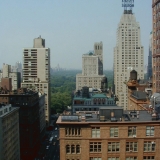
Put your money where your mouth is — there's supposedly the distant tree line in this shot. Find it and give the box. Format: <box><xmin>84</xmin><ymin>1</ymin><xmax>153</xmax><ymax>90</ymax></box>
<box><xmin>50</xmin><ymin>70</ymin><xmax>113</xmax><ymax>113</ymax></box>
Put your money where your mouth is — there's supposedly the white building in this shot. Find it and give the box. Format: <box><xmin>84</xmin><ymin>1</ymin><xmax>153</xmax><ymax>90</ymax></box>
<box><xmin>21</xmin><ymin>36</ymin><xmax>50</xmax><ymax>125</ymax></box>
<box><xmin>76</xmin><ymin>42</ymin><xmax>107</xmax><ymax>91</ymax></box>
<box><xmin>113</xmin><ymin>10</ymin><xmax>144</xmax><ymax>110</ymax></box>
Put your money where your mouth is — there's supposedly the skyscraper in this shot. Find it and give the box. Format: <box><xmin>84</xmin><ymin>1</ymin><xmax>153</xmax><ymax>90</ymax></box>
<box><xmin>76</xmin><ymin>42</ymin><xmax>107</xmax><ymax>91</ymax></box>
<box><xmin>147</xmin><ymin>32</ymin><xmax>152</xmax><ymax>80</ymax></box>
<box><xmin>21</xmin><ymin>36</ymin><xmax>50</xmax><ymax>125</ymax></box>
<box><xmin>114</xmin><ymin>9</ymin><xmax>144</xmax><ymax>110</ymax></box>
<box><xmin>152</xmin><ymin>0</ymin><xmax>160</xmax><ymax>93</ymax></box>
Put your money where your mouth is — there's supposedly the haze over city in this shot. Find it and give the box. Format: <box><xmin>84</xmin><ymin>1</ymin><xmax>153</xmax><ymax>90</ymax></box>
<box><xmin>0</xmin><ymin>0</ymin><xmax>151</xmax><ymax>70</ymax></box>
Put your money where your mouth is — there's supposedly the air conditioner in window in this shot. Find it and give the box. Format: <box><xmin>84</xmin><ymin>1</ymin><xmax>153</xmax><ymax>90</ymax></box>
<box><xmin>152</xmin><ymin>141</ymin><xmax>155</xmax><ymax>144</ymax></box>
<box><xmin>133</xmin><ymin>135</ymin><xmax>136</xmax><ymax>138</ymax></box>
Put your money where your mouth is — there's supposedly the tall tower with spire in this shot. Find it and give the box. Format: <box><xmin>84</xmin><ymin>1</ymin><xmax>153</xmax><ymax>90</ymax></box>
<box><xmin>113</xmin><ymin>0</ymin><xmax>144</xmax><ymax>110</ymax></box>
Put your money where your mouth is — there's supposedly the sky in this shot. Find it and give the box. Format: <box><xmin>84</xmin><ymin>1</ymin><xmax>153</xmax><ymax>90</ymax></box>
<box><xmin>0</xmin><ymin>0</ymin><xmax>152</xmax><ymax>70</ymax></box>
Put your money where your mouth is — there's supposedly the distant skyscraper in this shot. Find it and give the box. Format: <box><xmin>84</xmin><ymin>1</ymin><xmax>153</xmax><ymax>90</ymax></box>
<box><xmin>76</xmin><ymin>42</ymin><xmax>107</xmax><ymax>91</ymax></box>
<box><xmin>0</xmin><ymin>63</ymin><xmax>21</xmax><ymax>90</ymax></box>
<box><xmin>114</xmin><ymin>9</ymin><xmax>144</xmax><ymax>110</ymax></box>
<box><xmin>147</xmin><ymin>32</ymin><xmax>152</xmax><ymax>80</ymax></box>
<box><xmin>12</xmin><ymin>61</ymin><xmax>23</xmax><ymax>78</ymax></box>
<box><xmin>21</xmin><ymin>36</ymin><xmax>50</xmax><ymax>125</ymax></box>
<box><xmin>152</xmin><ymin>1</ymin><xmax>160</xmax><ymax>93</ymax></box>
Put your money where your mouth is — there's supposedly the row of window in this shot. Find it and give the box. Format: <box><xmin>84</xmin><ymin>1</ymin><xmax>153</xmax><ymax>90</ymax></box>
<box><xmin>92</xmin><ymin>126</ymin><xmax>154</xmax><ymax>138</ymax></box>
<box><xmin>90</xmin><ymin>141</ymin><xmax>155</xmax><ymax>153</ymax></box>
<box><xmin>65</xmin><ymin>141</ymin><xmax>156</xmax><ymax>154</ymax></box>
<box><xmin>65</xmin><ymin>126</ymin><xmax>155</xmax><ymax>137</ymax></box>
<box><xmin>90</xmin><ymin>157</ymin><xmax>155</xmax><ymax>160</ymax></box>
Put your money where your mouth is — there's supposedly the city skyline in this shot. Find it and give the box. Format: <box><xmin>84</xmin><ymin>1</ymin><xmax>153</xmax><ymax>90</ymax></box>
<box><xmin>0</xmin><ymin>0</ymin><xmax>151</xmax><ymax>69</ymax></box>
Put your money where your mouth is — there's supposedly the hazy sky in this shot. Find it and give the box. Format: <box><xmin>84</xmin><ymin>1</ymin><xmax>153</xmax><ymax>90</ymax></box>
<box><xmin>0</xmin><ymin>0</ymin><xmax>152</xmax><ymax>70</ymax></box>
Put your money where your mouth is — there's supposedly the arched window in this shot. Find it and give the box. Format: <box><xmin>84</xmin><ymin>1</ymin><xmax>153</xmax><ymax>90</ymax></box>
<box><xmin>66</xmin><ymin>145</ymin><xmax>70</xmax><ymax>154</ymax></box>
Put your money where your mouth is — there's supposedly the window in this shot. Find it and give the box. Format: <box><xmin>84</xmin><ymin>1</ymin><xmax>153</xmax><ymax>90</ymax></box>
<box><xmin>65</xmin><ymin>128</ymin><xmax>81</xmax><ymax>137</ymax></box>
<box><xmin>110</xmin><ymin>127</ymin><xmax>118</xmax><ymax>137</ymax></box>
<box><xmin>66</xmin><ymin>145</ymin><xmax>70</xmax><ymax>154</ymax></box>
<box><xmin>126</xmin><ymin>142</ymin><xmax>138</xmax><ymax>152</ymax></box>
<box><xmin>143</xmin><ymin>156</ymin><xmax>155</xmax><ymax>160</ymax></box>
<box><xmin>90</xmin><ymin>158</ymin><xmax>101</xmax><ymax>160</ymax></box>
<box><xmin>108</xmin><ymin>158</ymin><xmax>119</xmax><ymax>160</ymax></box>
<box><xmin>128</xmin><ymin>126</ymin><xmax>136</xmax><ymax>137</ymax></box>
<box><xmin>126</xmin><ymin>157</ymin><xmax>137</xmax><ymax>160</ymax></box>
<box><xmin>146</xmin><ymin>126</ymin><xmax>154</xmax><ymax>136</ymax></box>
<box><xmin>66</xmin><ymin>144</ymin><xmax>81</xmax><ymax>154</ymax></box>
<box><xmin>108</xmin><ymin>142</ymin><xmax>120</xmax><ymax>152</ymax></box>
<box><xmin>90</xmin><ymin>142</ymin><xmax>101</xmax><ymax>152</ymax></box>
<box><xmin>92</xmin><ymin>127</ymin><xmax>100</xmax><ymax>138</ymax></box>
<box><xmin>144</xmin><ymin>141</ymin><xmax>156</xmax><ymax>152</ymax></box>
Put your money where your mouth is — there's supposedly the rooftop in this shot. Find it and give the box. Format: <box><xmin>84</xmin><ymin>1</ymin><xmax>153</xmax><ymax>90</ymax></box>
<box><xmin>57</xmin><ymin>109</ymin><xmax>160</xmax><ymax>124</ymax></box>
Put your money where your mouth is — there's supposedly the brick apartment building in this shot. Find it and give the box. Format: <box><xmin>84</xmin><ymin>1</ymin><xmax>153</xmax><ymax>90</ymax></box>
<box><xmin>57</xmin><ymin>107</ymin><xmax>160</xmax><ymax>160</ymax></box>
<box><xmin>0</xmin><ymin>88</ymin><xmax>45</xmax><ymax>160</ymax></box>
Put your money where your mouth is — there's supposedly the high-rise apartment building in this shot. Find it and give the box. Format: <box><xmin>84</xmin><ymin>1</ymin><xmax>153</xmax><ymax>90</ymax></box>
<box><xmin>0</xmin><ymin>104</ymin><xmax>20</xmax><ymax>160</ymax></box>
<box><xmin>114</xmin><ymin>9</ymin><xmax>144</xmax><ymax>110</ymax></box>
<box><xmin>147</xmin><ymin>32</ymin><xmax>153</xmax><ymax>80</ymax></box>
<box><xmin>21</xmin><ymin>36</ymin><xmax>50</xmax><ymax>125</ymax></box>
<box><xmin>152</xmin><ymin>0</ymin><xmax>160</xmax><ymax>93</ymax></box>
<box><xmin>76</xmin><ymin>42</ymin><xmax>107</xmax><ymax>91</ymax></box>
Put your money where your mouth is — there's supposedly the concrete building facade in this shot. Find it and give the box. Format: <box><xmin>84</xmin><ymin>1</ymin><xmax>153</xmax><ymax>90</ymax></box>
<box><xmin>152</xmin><ymin>0</ymin><xmax>160</xmax><ymax>93</ymax></box>
<box><xmin>0</xmin><ymin>104</ymin><xmax>20</xmax><ymax>160</ymax></box>
<box><xmin>147</xmin><ymin>32</ymin><xmax>153</xmax><ymax>80</ymax></box>
<box><xmin>114</xmin><ymin>10</ymin><xmax>144</xmax><ymax>110</ymax></box>
<box><xmin>76</xmin><ymin>42</ymin><xmax>107</xmax><ymax>91</ymax></box>
<box><xmin>0</xmin><ymin>64</ymin><xmax>21</xmax><ymax>90</ymax></box>
<box><xmin>21</xmin><ymin>36</ymin><xmax>50</xmax><ymax>125</ymax></box>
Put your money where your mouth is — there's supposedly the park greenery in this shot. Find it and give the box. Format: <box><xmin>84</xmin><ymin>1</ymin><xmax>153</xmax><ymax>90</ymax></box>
<box><xmin>50</xmin><ymin>70</ymin><xmax>113</xmax><ymax>113</ymax></box>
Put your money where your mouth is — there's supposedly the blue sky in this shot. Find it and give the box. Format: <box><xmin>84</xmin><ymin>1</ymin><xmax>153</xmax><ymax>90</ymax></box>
<box><xmin>0</xmin><ymin>0</ymin><xmax>152</xmax><ymax>70</ymax></box>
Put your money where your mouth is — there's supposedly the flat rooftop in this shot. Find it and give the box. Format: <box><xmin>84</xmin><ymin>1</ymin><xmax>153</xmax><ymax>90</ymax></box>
<box><xmin>57</xmin><ymin>110</ymin><xmax>160</xmax><ymax>124</ymax></box>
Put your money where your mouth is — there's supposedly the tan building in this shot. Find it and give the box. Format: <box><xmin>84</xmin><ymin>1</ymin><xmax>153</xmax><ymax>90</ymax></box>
<box><xmin>114</xmin><ymin>9</ymin><xmax>144</xmax><ymax>110</ymax></box>
<box><xmin>57</xmin><ymin>107</ymin><xmax>160</xmax><ymax>160</ymax></box>
<box><xmin>76</xmin><ymin>42</ymin><xmax>107</xmax><ymax>91</ymax></box>
<box><xmin>152</xmin><ymin>0</ymin><xmax>160</xmax><ymax>93</ymax></box>
<box><xmin>0</xmin><ymin>104</ymin><xmax>20</xmax><ymax>160</ymax></box>
<box><xmin>0</xmin><ymin>64</ymin><xmax>21</xmax><ymax>90</ymax></box>
<box><xmin>21</xmin><ymin>36</ymin><xmax>50</xmax><ymax>125</ymax></box>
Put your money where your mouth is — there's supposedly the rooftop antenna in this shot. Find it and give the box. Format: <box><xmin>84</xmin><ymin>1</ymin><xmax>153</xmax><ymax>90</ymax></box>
<box><xmin>122</xmin><ymin>0</ymin><xmax>134</xmax><ymax>14</ymax></box>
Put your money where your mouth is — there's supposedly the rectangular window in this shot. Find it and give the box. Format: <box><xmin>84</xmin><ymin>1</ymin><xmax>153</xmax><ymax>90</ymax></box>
<box><xmin>108</xmin><ymin>158</ymin><xmax>119</xmax><ymax>160</ymax></box>
<box><xmin>110</xmin><ymin>127</ymin><xmax>118</xmax><ymax>137</ymax></box>
<box><xmin>90</xmin><ymin>142</ymin><xmax>101</xmax><ymax>152</ymax></box>
<box><xmin>90</xmin><ymin>158</ymin><xmax>101</xmax><ymax>160</ymax></box>
<box><xmin>143</xmin><ymin>156</ymin><xmax>155</xmax><ymax>160</ymax></box>
<box><xmin>144</xmin><ymin>141</ymin><xmax>156</xmax><ymax>152</ymax></box>
<box><xmin>146</xmin><ymin>126</ymin><xmax>154</xmax><ymax>136</ymax></box>
<box><xmin>126</xmin><ymin>157</ymin><xmax>137</xmax><ymax>160</ymax></box>
<box><xmin>108</xmin><ymin>142</ymin><xmax>120</xmax><ymax>152</ymax></box>
<box><xmin>92</xmin><ymin>127</ymin><xmax>100</xmax><ymax>138</ymax></box>
<box><xmin>126</xmin><ymin>142</ymin><xmax>138</xmax><ymax>152</ymax></box>
<box><xmin>128</xmin><ymin>126</ymin><xmax>136</xmax><ymax>137</ymax></box>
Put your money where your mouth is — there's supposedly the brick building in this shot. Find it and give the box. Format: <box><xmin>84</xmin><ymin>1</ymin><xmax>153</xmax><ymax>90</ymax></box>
<box><xmin>152</xmin><ymin>0</ymin><xmax>160</xmax><ymax>93</ymax></box>
<box><xmin>0</xmin><ymin>88</ymin><xmax>45</xmax><ymax>160</ymax></box>
<box><xmin>57</xmin><ymin>107</ymin><xmax>160</xmax><ymax>160</ymax></box>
